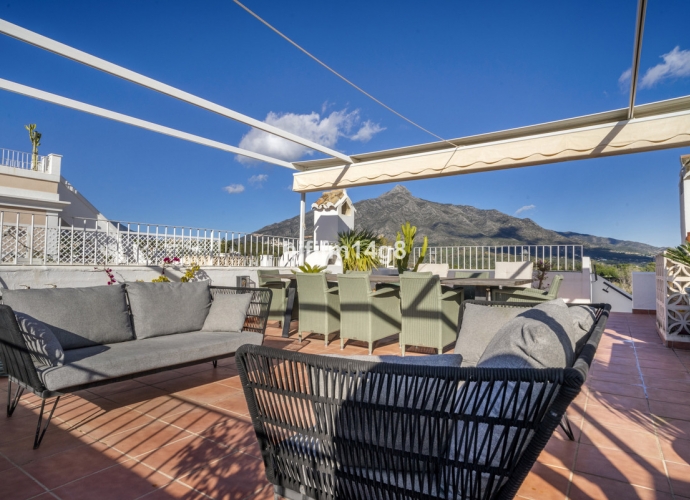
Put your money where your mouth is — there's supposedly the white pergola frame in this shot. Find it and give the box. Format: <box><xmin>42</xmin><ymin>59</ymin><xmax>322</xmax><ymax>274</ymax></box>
<box><xmin>0</xmin><ymin>18</ymin><xmax>353</xmax><ymax>167</ymax></box>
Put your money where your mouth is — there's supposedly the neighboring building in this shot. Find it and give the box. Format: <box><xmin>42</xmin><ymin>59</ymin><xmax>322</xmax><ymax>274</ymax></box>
<box><xmin>311</xmin><ymin>189</ymin><xmax>355</xmax><ymax>244</ymax></box>
<box><xmin>0</xmin><ymin>148</ymin><xmax>106</xmax><ymax>228</ymax></box>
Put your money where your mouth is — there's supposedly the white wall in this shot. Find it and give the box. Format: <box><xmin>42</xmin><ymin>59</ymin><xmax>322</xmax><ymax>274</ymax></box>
<box><xmin>592</xmin><ymin>277</ymin><xmax>633</xmax><ymax>313</ymax></box>
<box><xmin>632</xmin><ymin>272</ymin><xmax>656</xmax><ymax>311</ymax></box>
<box><xmin>313</xmin><ymin>207</ymin><xmax>354</xmax><ymax>243</ymax></box>
<box><xmin>0</xmin><ymin>266</ymin><xmax>296</xmax><ymax>290</ymax></box>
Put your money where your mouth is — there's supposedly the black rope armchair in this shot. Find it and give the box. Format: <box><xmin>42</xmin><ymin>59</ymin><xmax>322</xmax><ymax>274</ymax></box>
<box><xmin>0</xmin><ymin>286</ymin><xmax>271</xmax><ymax>449</ymax></box>
<box><xmin>237</xmin><ymin>303</ymin><xmax>609</xmax><ymax>500</ymax></box>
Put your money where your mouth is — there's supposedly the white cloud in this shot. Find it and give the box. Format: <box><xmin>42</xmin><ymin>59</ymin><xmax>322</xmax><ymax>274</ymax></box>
<box><xmin>515</xmin><ymin>204</ymin><xmax>536</xmax><ymax>216</ymax></box>
<box><xmin>223</xmin><ymin>184</ymin><xmax>245</xmax><ymax>194</ymax></box>
<box><xmin>248</xmin><ymin>174</ymin><xmax>268</xmax><ymax>186</ymax></box>
<box><xmin>640</xmin><ymin>46</ymin><xmax>690</xmax><ymax>88</ymax></box>
<box><xmin>618</xmin><ymin>67</ymin><xmax>632</xmax><ymax>88</ymax></box>
<box><xmin>349</xmin><ymin>120</ymin><xmax>385</xmax><ymax>142</ymax></box>
<box><xmin>237</xmin><ymin>108</ymin><xmax>385</xmax><ymax>164</ymax></box>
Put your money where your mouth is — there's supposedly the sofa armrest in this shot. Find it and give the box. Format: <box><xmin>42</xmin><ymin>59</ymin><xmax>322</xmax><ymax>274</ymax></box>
<box><xmin>0</xmin><ymin>305</ymin><xmax>47</xmax><ymax>396</ymax></box>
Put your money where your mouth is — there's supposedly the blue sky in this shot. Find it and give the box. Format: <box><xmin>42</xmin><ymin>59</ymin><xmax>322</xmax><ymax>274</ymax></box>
<box><xmin>0</xmin><ymin>0</ymin><xmax>689</xmax><ymax>247</ymax></box>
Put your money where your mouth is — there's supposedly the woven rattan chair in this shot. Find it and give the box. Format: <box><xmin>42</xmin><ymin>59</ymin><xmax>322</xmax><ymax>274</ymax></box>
<box><xmin>451</xmin><ymin>271</ymin><xmax>490</xmax><ymax>300</ymax></box>
<box><xmin>493</xmin><ymin>274</ymin><xmax>564</xmax><ymax>303</ymax></box>
<box><xmin>257</xmin><ymin>269</ymin><xmax>297</xmax><ymax>335</ymax></box>
<box><xmin>337</xmin><ymin>274</ymin><xmax>401</xmax><ymax>354</ymax></box>
<box><xmin>399</xmin><ymin>272</ymin><xmax>464</xmax><ymax>355</ymax></box>
<box><xmin>237</xmin><ymin>302</ymin><xmax>609</xmax><ymax>500</ymax></box>
<box><xmin>295</xmin><ymin>273</ymin><xmax>340</xmax><ymax>346</ymax></box>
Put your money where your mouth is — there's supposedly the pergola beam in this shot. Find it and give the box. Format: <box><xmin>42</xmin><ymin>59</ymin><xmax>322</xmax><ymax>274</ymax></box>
<box><xmin>628</xmin><ymin>0</ymin><xmax>648</xmax><ymax>120</ymax></box>
<box><xmin>0</xmin><ymin>78</ymin><xmax>295</xmax><ymax>168</ymax></box>
<box><xmin>0</xmin><ymin>18</ymin><xmax>353</xmax><ymax>165</ymax></box>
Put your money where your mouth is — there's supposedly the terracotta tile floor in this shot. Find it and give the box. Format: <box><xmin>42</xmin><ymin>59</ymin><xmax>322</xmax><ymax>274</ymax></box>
<box><xmin>2</xmin><ymin>312</ymin><xmax>690</xmax><ymax>499</ymax></box>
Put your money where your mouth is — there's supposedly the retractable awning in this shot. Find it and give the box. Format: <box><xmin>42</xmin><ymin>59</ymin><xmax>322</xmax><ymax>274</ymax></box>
<box><xmin>292</xmin><ymin>95</ymin><xmax>690</xmax><ymax>192</ymax></box>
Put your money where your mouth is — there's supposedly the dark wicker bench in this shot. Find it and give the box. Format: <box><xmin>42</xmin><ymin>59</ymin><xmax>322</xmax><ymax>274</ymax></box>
<box><xmin>0</xmin><ymin>285</ymin><xmax>271</xmax><ymax>449</ymax></box>
<box><xmin>237</xmin><ymin>301</ymin><xmax>610</xmax><ymax>500</ymax></box>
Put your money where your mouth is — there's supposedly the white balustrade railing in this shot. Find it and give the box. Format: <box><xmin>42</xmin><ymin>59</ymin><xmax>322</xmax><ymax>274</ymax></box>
<box><xmin>0</xmin><ymin>211</ymin><xmax>299</xmax><ymax>267</ymax></box>
<box><xmin>0</xmin><ymin>148</ymin><xmax>49</xmax><ymax>172</ymax></box>
<box><xmin>412</xmin><ymin>245</ymin><xmax>584</xmax><ymax>271</ymax></box>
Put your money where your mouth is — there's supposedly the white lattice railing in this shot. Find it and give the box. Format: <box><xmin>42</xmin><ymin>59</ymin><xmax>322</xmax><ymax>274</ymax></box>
<box><xmin>0</xmin><ymin>148</ymin><xmax>49</xmax><ymax>172</ymax></box>
<box><xmin>0</xmin><ymin>211</ymin><xmax>299</xmax><ymax>267</ymax></box>
<box><xmin>411</xmin><ymin>245</ymin><xmax>584</xmax><ymax>271</ymax></box>
<box><xmin>656</xmin><ymin>254</ymin><xmax>690</xmax><ymax>339</ymax></box>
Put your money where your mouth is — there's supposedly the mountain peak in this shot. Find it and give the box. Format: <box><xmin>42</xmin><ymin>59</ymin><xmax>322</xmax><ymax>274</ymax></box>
<box><xmin>384</xmin><ymin>185</ymin><xmax>412</xmax><ymax>196</ymax></box>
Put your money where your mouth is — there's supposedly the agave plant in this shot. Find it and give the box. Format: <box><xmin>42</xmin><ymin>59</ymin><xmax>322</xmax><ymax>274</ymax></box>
<box><xmin>338</xmin><ymin>229</ymin><xmax>381</xmax><ymax>272</ymax></box>
<box><xmin>294</xmin><ymin>263</ymin><xmax>327</xmax><ymax>273</ymax></box>
<box><xmin>665</xmin><ymin>242</ymin><xmax>690</xmax><ymax>267</ymax></box>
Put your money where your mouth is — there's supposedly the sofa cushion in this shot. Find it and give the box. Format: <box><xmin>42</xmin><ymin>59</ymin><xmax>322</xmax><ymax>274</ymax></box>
<box><xmin>454</xmin><ymin>303</ymin><xmax>529</xmax><ymax>367</ymax></box>
<box><xmin>3</xmin><ymin>285</ymin><xmax>134</xmax><ymax>350</ymax></box>
<box><xmin>202</xmin><ymin>292</ymin><xmax>252</xmax><ymax>332</ymax></box>
<box><xmin>15</xmin><ymin>312</ymin><xmax>64</xmax><ymax>368</ymax></box>
<box><xmin>569</xmin><ymin>305</ymin><xmax>597</xmax><ymax>353</ymax></box>
<box><xmin>477</xmin><ymin>299</ymin><xmax>576</xmax><ymax>369</ymax></box>
<box><xmin>126</xmin><ymin>281</ymin><xmax>212</xmax><ymax>339</ymax></box>
<box><xmin>37</xmin><ymin>330</ymin><xmax>263</xmax><ymax>391</ymax></box>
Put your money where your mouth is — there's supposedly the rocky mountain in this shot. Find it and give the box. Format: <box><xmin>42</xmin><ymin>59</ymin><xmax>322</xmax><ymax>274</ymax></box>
<box><xmin>256</xmin><ymin>185</ymin><xmax>663</xmax><ymax>263</ymax></box>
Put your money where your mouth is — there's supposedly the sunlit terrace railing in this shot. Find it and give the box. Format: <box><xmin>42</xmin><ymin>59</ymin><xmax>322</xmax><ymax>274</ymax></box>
<box><xmin>0</xmin><ymin>211</ymin><xmax>300</xmax><ymax>267</ymax></box>
<box><xmin>412</xmin><ymin>245</ymin><xmax>584</xmax><ymax>271</ymax></box>
<box><xmin>0</xmin><ymin>148</ymin><xmax>49</xmax><ymax>173</ymax></box>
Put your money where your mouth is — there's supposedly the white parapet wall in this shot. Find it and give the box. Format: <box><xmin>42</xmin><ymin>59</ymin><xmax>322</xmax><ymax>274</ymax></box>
<box><xmin>632</xmin><ymin>272</ymin><xmax>656</xmax><ymax>313</ymax></box>
<box><xmin>0</xmin><ymin>265</ymin><xmax>297</xmax><ymax>290</ymax></box>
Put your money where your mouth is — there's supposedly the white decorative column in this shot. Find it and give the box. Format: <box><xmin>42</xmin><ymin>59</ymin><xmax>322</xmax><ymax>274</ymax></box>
<box><xmin>299</xmin><ymin>193</ymin><xmax>306</xmax><ymax>265</ymax></box>
<box><xmin>679</xmin><ymin>155</ymin><xmax>690</xmax><ymax>243</ymax></box>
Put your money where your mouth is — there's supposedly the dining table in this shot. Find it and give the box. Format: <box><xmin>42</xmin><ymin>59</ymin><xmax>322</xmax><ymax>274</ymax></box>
<box><xmin>260</xmin><ymin>273</ymin><xmax>533</xmax><ymax>337</ymax></box>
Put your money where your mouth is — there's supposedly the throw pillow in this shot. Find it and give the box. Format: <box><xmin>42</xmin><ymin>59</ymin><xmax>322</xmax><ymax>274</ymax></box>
<box><xmin>15</xmin><ymin>312</ymin><xmax>65</xmax><ymax>367</ymax></box>
<box><xmin>202</xmin><ymin>292</ymin><xmax>253</xmax><ymax>332</ymax></box>
<box><xmin>477</xmin><ymin>299</ymin><xmax>577</xmax><ymax>369</ymax></box>
<box><xmin>454</xmin><ymin>303</ymin><xmax>529</xmax><ymax>367</ymax></box>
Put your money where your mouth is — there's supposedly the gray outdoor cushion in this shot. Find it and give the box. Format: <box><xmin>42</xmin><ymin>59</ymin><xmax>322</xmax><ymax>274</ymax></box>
<box><xmin>454</xmin><ymin>303</ymin><xmax>529</xmax><ymax>367</ymax></box>
<box><xmin>202</xmin><ymin>292</ymin><xmax>252</xmax><ymax>332</ymax></box>
<box><xmin>37</xmin><ymin>330</ymin><xmax>263</xmax><ymax>391</ymax></box>
<box><xmin>3</xmin><ymin>285</ymin><xmax>134</xmax><ymax>350</ymax></box>
<box><xmin>126</xmin><ymin>281</ymin><xmax>212</xmax><ymax>339</ymax></box>
<box><xmin>477</xmin><ymin>299</ymin><xmax>576</xmax><ymax>369</ymax></box>
<box><xmin>569</xmin><ymin>305</ymin><xmax>597</xmax><ymax>352</ymax></box>
<box><xmin>15</xmin><ymin>312</ymin><xmax>65</xmax><ymax>368</ymax></box>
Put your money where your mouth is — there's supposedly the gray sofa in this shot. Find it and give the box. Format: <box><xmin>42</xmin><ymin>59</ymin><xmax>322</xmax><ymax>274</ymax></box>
<box><xmin>0</xmin><ymin>282</ymin><xmax>271</xmax><ymax>448</ymax></box>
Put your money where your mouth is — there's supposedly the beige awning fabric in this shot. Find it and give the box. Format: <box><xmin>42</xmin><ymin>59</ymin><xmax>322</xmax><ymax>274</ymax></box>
<box><xmin>292</xmin><ymin>108</ymin><xmax>690</xmax><ymax>192</ymax></box>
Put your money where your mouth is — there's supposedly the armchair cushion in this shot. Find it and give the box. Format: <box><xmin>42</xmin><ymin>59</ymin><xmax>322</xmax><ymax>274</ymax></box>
<box><xmin>3</xmin><ymin>285</ymin><xmax>134</xmax><ymax>350</ymax></box>
<box><xmin>202</xmin><ymin>292</ymin><xmax>253</xmax><ymax>332</ymax></box>
<box><xmin>323</xmin><ymin>353</ymin><xmax>463</xmax><ymax>367</ymax></box>
<box><xmin>126</xmin><ymin>281</ymin><xmax>212</xmax><ymax>339</ymax></box>
<box><xmin>478</xmin><ymin>299</ymin><xmax>576</xmax><ymax>369</ymax></box>
<box><xmin>454</xmin><ymin>303</ymin><xmax>529</xmax><ymax>366</ymax></box>
<box><xmin>569</xmin><ymin>305</ymin><xmax>597</xmax><ymax>352</ymax></box>
<box><xmin>15</xmin><ymin>312</ymin><xmax>64</xmax><ymax>368</ymax></box>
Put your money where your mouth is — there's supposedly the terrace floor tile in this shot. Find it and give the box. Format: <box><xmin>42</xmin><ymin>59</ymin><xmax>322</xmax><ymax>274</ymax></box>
<box><xmin>2</xmin><ymin>314</ymin><xmax>690</xmax><ymax>499</ymax></box>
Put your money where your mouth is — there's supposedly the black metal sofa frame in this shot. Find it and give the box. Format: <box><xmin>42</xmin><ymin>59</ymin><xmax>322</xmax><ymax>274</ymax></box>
<box><xmin>0</xmin><ymin>286</ymin><xmax>271</xmax><ymax>449</ymax></box>
<box><xmin>237</xmin><ymin>301</ymin><xmax>611</xmax><ymax>500</ymax></box>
